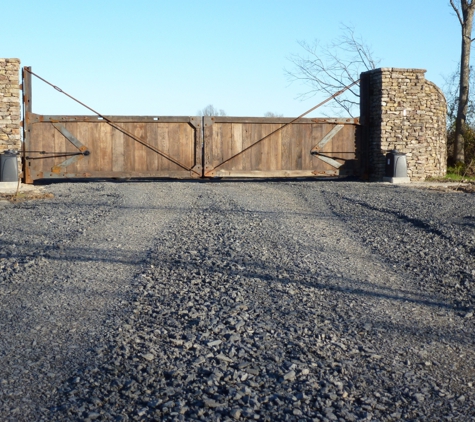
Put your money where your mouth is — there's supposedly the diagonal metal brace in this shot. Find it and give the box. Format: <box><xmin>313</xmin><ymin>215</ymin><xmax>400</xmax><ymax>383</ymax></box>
<box><xmin>51</xmin><ymin>123</ymin><xmax>90</xmax><ymax>173</ymax></box>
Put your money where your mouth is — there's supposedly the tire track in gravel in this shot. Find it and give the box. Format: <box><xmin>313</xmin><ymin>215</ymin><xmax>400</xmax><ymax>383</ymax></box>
<box><xmin>0</xmin><ymin>182</ymin><xmax>196</xmax><ymax>422</ymax></box>
<box><xmin>51</xmin><ymin>181</ymin><xmax>474</xmax><ymax>421</ymax></box>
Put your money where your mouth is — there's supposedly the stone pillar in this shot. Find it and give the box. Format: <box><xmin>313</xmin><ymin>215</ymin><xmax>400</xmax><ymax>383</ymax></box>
<box><xmin>0</xmin><ymin>59</ymin><xmax>21</xmax><ymax>153</ymax></box>
<box><xmin>360</xmin><ymin>68</ymin><xmax>447</xmax><ymax>181</ymax></box>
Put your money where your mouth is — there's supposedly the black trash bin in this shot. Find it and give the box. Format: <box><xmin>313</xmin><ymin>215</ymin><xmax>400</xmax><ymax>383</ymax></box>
<box><xmin>0</xmin><ymin>150</ymin><xmax>19</xmax><ymax>182</ymax></box>
<box><xmin>385</xmin><ymin>150</ymin><xmax>407</xmax><ymax>178</ymax></box>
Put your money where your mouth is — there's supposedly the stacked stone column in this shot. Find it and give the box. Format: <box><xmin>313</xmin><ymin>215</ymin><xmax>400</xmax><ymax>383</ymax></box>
<box><xmin>360</xmin><ymin>68</ymin><xmax>447</xmax><ymax>181</ymax></box>
<box><xmin>0</xmin><ymin>59</ymin><xmax>21</xmax><ymax>154</ymax></box>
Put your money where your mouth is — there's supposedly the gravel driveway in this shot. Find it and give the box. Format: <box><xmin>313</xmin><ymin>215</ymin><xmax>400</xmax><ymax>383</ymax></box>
<box><xmin>0</xmin><ymin>180</ymin><xmax>474</xmax><ymax>421</ymax></box>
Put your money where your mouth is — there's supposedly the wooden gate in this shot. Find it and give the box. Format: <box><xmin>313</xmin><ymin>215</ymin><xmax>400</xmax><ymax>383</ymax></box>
<box><xmin>22</xmin><ymin>67</ymin><xmax>361</xmax><ymax>182</ymax></box>
<box><xmin>203</xmin><ymin>116</ymin><xmax>360</xmax><ymax>178</ymax></box>
<box><xmin>22</xmin><ymin>68</ymin><xmax>202</xmax><ymax>183</ymax></box>
<box><xmin>23</xmin><ymin>114</ymin><xmax>202</xmax><ymax>183</ymax></box>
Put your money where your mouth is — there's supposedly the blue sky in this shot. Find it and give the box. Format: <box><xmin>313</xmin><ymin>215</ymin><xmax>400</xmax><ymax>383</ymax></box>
<box><xmin>3</xmin><ymin>0</ymin><xmax>461</xmax><ymax>117</ymax></box>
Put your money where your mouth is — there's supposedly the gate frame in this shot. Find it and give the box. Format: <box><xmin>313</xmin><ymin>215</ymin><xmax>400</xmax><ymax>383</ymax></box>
<box><xmin>21</xmin><ymin>66</ymin><xmax>362</xmax><ymax>182</ymax></box>
<box><xmin>22</xmin><ymin>68</ymin><xmax>203</xmax><ymax>183</ymax></box>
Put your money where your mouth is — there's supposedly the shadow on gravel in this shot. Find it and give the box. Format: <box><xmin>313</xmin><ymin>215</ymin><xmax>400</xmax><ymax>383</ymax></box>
<box><xmin>148</xmin><ymin>246</ymin><xmax>472</xmax><ymax>347</ymax></box>
<box><xmin>32</xmin><ymin>176</ymin><xmax>360</xmax><ymax>185</ymax></box>
<box><xmin>338</xmin><ymin>195</ymin><xmax>448</xmax><ymax>239</ymax></box>
<box><xmin>301</xmin><ymin>276</ymin><xmax>467</xmax><ymax>313</ymax></box>
<box><xmin>0</xmin><ymin>239</ymin><xmax>144</xmax><ymax>266</ymax></box>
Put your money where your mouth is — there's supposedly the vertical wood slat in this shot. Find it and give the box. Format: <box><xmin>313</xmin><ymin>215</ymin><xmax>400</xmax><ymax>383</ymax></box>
<box><xmin>146</xmin><ymin>123</ymin><xmax>158</xmax><ymax>171</ymax></box>
<box><xmin>269</xmin><ymin>124</ymin><xmax>282</xmax><ymax>171</ymax></box>
<box><xmin>167</xmin><ymin>123</ymin><xmax>180</xmax><ymax>171</ymax></box>
<box><xmin>281</xmin><ymin>125</ymin><xmax>292</xmax><ymax>170</ymax></box>
<box><xmin>112</xmin><ymin>125</ymin><xmax>125</xmax><ymax>172</ymax></box>
<box><xmin>231</xmin><ymin>123</ymin><xmax>243</xmax><ymax>170</ymax></box>
<box><xmin>242</xmin><ymin>124</ymin><xmax>252</xmax><ymax>171</ymax></box>
<box><xmin>157</xmin><ymin>124</ymin><xmax>169</xmax><ymax>171</ymax></box>
<box><xmin>123</xmin><ymin>122</ymin><xmax>135</xmax><ymax>172</ymax></box>
<box><xmin>100</xmin><ymin>123</ymin><xmax>113</xmax><ymax>172</ymax></box>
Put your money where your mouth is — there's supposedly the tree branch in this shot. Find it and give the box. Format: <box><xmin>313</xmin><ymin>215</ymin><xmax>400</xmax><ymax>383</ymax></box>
<box><xmin>450</xmin><ymin>0</ymin><xmax>464</xmax><ymax>26</ymax></box>
<box><xmin>286</xmin><ymin>25</ymin><xmax>379</xmax><ymax>117</ymax></box>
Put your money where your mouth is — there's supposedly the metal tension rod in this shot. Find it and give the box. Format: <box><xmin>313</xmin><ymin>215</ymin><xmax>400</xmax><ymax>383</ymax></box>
<box><xmin>24</xmin><ymin>68</ymin><xmax>198</xmax><ymax>175</ymax></box>
<box><xmin>206</xmin><ymin>79</ymin><xmax>360</xmax><ymax>174</ymax></box>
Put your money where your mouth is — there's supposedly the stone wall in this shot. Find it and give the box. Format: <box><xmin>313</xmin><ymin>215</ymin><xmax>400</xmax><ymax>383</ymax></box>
<box><xmin>0</xmin><ymin>59</ymin><xmax>21</xmax><ymax>153</ymax></box>
<box><xmin>360</xmin><ymin>68</ymin><xmax>447</xmax><ymax>181</ymax></box>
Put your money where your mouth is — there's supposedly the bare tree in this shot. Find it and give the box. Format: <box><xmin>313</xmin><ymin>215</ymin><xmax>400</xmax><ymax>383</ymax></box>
<box><xmin>450</xmin><ymin>0</ymin><xmax>475</xmax><ymax>164</ymax></box>
<box><xmin>443</xmin><ymin>66</ymin><xmax>475</xmax><ymax>127</ymax></box>
<box><xmin>287</xmin><ymin>25</ymin><xmax>379</xmax><ymax>117</ymax></box>
<box><xmin>443</xmin><ymin>66</ymin><xmax>475</xmax><ymax>166</ymax></box>
<box><xmin>198</xmin><ymin>104</ymin><xmax>227</xmax><ymax>117</ymax></box>
<box><xmin>264</xmin><ymin>112</ymin><xmax>283</xmax><ymax>117</ymax></box>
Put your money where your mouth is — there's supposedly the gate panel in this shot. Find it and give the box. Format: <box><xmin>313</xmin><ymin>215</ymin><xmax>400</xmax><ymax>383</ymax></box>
<box><xmin>203</xmin><ymin>117</ymin><xmax>359</xmax><ymax>178</ymax></box>
<box><xmin>23</xmin><ymin>114</ymin><xmax>202</xmax><ymax>182</ymax></box>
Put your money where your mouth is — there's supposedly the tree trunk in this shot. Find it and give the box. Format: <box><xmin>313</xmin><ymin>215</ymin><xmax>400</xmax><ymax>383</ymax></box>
<box><xmin>452</xmin><ymin>1</ymin><xmax>475</xmax><ymax>165</ymax></box>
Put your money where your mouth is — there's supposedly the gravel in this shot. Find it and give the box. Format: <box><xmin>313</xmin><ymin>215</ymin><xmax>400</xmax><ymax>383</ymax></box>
<box><xmin>0</xmin><ymin>180</ymin><xmax>474</xmax><ymax>421</ymax></box>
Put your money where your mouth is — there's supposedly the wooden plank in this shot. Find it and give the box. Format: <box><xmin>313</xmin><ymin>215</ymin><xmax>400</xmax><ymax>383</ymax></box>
<box><xmin>213</xmin><ymin>169</ymin><xmax>339</xmax><ymax>178</ymax></box>
<box><xmin>167</xmin><ymin>123</ymin><xmax>181</xmax><ymax>171</ymax></box>
<box><xmin>187</xmin><ymin>123</ymin><xmax>196</xmax><ymax>169</ymax></box>
<box><xmin>89</xmin><ymin>123</ymin><xmax>102</xmax><ymax>172</ymax></box>
<box><xmin>146</xmin><ymin>123</ymin><xmax>158</xmax><ymax>171</ymax></box>
<box><xmin>203</xmin><ymin>123</ymin><xmax>212</xmax><ymax>172</ymax></box>
<box><xmin>178</xmin><ymin>123</ymin><xmax>191</xmax><ymax>169</ymax></box>
<box><xmin>231</xmin><ymin>123</ymin><xmax>243</xmax><ymax>171</ymax></box>
<box><xmin>211</xmin><ymin>123</ymin><xmax>223</xmax><ymax>169</ymax></box>
<box><xmin>134</xmin><ymin>123</ymin><xmax>147</xmax><ymax>172</ymax></box>
<box><xmin>241</xmin><ymin>123</ymin><xmax>252</xmax><ymax>171</ymax></box>
<box><xmin>295</xmin><ymin>123</ymin><xmax>304</xmax><ymax>170</ymax></box>
<box><xmin>41</xmin><ymin>123</ymin><xmax>55</xmax><ymax>173</ymax></box>
<box><xmin>28</xmin><ymin>169</ymin><xmax>196</xmax><ymax>180</ymax></box>
<box><xmin>269</xmin><ymin>124</ymin><xmax>282</xmax><ymax>171</ymax></box>
<box><xmin>195</xmin><ymin>116</ymin><xmax>359</xmax><ymax>125</ymax></box>
<box><xmin>281</xmin><ymin>124</ymin><xmax>292</xmax><ymax>170</ymax></box>
<box><xmin>28</xmin><ymin>114</ymin><xmax>198</xmax><ymax>124</ymax></box>
<box><xmin>156</xmin><ymin>123</ymin><xmax>169</xmax><ymax>171</ymax></box>
<box><xmin>301</xmin><ymin>123</ymin><xmax>313</xmax><ymax>171</ymax></box>
<box><xmin>123</xmin><ymin>123</ymin><xmax>135</xmax><ymax>172</ymax></box>
<box><xmin>112</xmin><ymin>123</ymin><xmax>125</xmax><ymax>172</ymax></box>
<box><xmin>220</xmin><ymin>123</ymin><xmax>232</xmax><ymax>168</ymax></box>
<box><xmin>260</xmin><ymin>124</ymin><xmax>270</xmax><ymax>171</ymax></box>
<box><xmin>98</xmin><ymin>122</ymin><xmax>112</xmax><ymax>172</ymax></box>
<box><xmin>250</xmin><ymin>124</ymin><xmax>263</xmax><ymax>171</ymax></box>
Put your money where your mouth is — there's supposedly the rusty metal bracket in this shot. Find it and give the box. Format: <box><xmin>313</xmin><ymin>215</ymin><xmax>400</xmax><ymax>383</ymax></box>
<box><xmin>203</xmin><ymin>116</ymin><xmax>215</xmax><ymax>128</ymax></box>
<box><xmin>189</xmin><ymin>116</ymin><xmax>202</xmax><ymax>130</ymax></box>
<box><xmin>190</xmin><ymin>165</ymin><xmax>203</xmax><ymax>178</ymax></box>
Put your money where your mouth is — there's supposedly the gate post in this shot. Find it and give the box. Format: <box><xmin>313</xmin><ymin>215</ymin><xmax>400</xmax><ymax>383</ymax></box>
<box><xmin>0</xmin><ymin>59</ymin><xmax>21</xmax><ymax>172</ymax></box>
<box><xmin>360</xmin><ymin>68</ymin><xmax>447</xmax><ymax>181</ymax></box>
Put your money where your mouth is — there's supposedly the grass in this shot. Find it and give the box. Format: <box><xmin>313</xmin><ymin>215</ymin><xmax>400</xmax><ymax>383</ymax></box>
<box><xmin>445</xmin><ymin>170</ymin><xmax>475</xmax><ymax>181</ymax></box>
<box><xmin>446</xmin><ymin>161</ymin><xmax>475</xmax><ymax>181</ymax></box>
